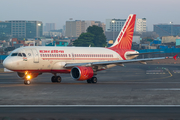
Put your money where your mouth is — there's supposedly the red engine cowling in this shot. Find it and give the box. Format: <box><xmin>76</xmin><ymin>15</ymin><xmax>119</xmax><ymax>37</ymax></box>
<box><xmin>70</xmin><ymin>66</ymin><xmax>94</xmax><ymax>81</ymax></box>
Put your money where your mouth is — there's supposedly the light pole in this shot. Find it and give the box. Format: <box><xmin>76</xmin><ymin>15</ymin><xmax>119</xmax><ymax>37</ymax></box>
<box><xmin>69</xmin><ymin>18</ymin><xmax>73</xmax><ymax>40</ymax></box>
<box><xmin>112</xmin><ymin>20</ymin><xmax>115</xmax><ymax>42</ymax></box>
<box><xmin>170</xmin><ymin>22</ymin><xmax>173</xmax><ymax>36</ymax></box>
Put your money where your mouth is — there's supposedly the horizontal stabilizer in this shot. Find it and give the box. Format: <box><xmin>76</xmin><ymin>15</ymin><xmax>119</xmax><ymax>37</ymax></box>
<box><xmin>126</xmin><ymin>51</ymin><xmax>163</xmax><ymax>56</ymax></box>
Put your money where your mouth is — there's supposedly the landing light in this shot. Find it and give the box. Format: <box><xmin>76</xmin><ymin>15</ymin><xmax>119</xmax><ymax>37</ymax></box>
<box><xmin>25</xmin><ymin>71</ymin><xmax>28</xmax><ymax>75</ymax></box>
<box><xmin>26</xmin><ymin>75</ymin><xmax>31</xmax><ymax>80</ymax></box>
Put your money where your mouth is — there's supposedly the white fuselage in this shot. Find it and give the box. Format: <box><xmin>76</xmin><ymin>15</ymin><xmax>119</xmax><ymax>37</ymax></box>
<box><xmin>3</xmin><ymin>46</ymin><xmax>137</xmax><ymax>73</ymax></box>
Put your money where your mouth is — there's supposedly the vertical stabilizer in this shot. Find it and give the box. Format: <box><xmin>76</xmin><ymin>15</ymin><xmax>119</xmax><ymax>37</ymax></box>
<box><xmin>109</xmin><ymin>14</ymin><xmax>136</xmax><ymax>49</ymax></box>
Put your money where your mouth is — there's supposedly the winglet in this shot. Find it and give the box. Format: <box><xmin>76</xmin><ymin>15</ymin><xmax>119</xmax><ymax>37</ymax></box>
<box><xmin>173</xmin><ymin>54</ymin><xmax>177</xmax><ymax>60</ymax></box>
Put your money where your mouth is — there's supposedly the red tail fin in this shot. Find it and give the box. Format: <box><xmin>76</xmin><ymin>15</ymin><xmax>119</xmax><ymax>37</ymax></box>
<box><xmin>109</xmin><ymin>14</ymin><xmax>136</xmax><ymax>49</ymax></box>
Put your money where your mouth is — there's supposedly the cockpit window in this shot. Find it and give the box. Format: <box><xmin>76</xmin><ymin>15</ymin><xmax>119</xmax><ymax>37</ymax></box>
<box><xmin>11</xmin><ymin>53</ymin><xmax>18</xmax><ymax>56</ymax></box>
<box><xmin>11</xmin><ymin>53</ymin><xmax>26</xmax><ymax>57</ymax></box>
<box><xmin>22</xmin><ymin>53</ymin><xmax>26</xmax><ymax>57</ymax></box>
<box><xmin>18</xmin><ymin>53</ymin><xmax>22</xmax><ymax>57</ymax></box>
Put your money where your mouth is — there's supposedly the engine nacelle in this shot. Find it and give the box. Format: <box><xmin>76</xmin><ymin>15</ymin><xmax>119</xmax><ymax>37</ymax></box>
<box><xmin>70</xmin><ymin>66</ymin><xmax>94</xmax><ymax>81</ymax></box>
<box><xmin>17</xmin><ymin>72</ymin><xmax>39</xmax><ymax>80</ymax></box>
<box><xmin>17</xmin><ymin>72</ymin><xmax>26</xmax><ymax>79</ymax></box>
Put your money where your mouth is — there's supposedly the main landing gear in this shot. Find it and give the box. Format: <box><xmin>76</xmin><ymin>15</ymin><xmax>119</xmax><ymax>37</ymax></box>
<box><xmin>87</xmin><ymin>77</ymin><xmax>97</xmax><ymax>84</ymax></box>
<box><xmin>51</xmin><ymin>74</ymin><xmax>62</xmax><ymax>83</ymax></box>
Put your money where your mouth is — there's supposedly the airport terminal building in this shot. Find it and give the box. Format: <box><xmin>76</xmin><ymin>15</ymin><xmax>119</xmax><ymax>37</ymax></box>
<box><xmin>0</xmin><ymin>20</ymin><xmax>43</xmax><ymax>39</ymax></box>
<box><xmin>0</xmin><ymin>22</ymin><xmax>11</xmax><ymax>38</ymax></box>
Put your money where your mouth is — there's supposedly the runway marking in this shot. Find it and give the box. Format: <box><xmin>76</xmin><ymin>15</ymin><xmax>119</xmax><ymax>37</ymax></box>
<box><xmin>107</xmin><ymin>68</ymin><xmax>173</xmax><ymax>82</ymax></box>
<box><xmin>101</xmin><ymin>82</ymin><xmax>180</xmax><ymax>84</ymax></box>
<box><xmin>0</xmin><ymin>82</ymin><xmax>21</xmax><ymax>84</ymax></box>
<box><xmin>173</xmin><ymin>70</ymin><xmax>180</xmax><ymax>73</ymax></box>
<box><xmin>1</xmin><ymin>105</ymin><xmax>180</xmax><ymax>107</ymax></box>
<box><xmin>145</xmin><ymin>88</ymin><xmax>180</xmax><ymax>91</ymax></box>
<box><xmin>105</xmin><ymin>68</ymin><xmax>172</xmax><ymax>82</ymax></box>
<box><xmin>139</xmin><ymin>68</ymin><xmax>173</xmax><ymax>81</ymax></box>
<box><xmin>146</xmin><ymin>73</ymin><xmax>165</xmax><ymax>74</ymax></box>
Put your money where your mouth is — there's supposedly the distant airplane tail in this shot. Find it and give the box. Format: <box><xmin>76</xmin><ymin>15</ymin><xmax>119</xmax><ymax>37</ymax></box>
<box><xmin>109</xmin><ymin>14</ymin><xmax>136</xmax><ymax>50</ymax></box>
<box><xmin>173</xmin><ymin>54</ymin><xmax>177</xmax><ymax>60</ymax></box>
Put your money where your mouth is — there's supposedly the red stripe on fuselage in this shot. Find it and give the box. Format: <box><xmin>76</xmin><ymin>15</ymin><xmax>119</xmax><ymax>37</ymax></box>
<box><xmin>13</xmin><ymin>69</ymin><xmax>71</xmax><ymax>73</ymax></box>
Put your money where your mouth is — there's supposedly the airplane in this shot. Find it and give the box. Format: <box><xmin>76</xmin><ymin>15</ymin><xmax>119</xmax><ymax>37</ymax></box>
<box><xmin>2</xmin><ymin>14</ymin><xmax>173</xmax><ymax>85</ymax></box>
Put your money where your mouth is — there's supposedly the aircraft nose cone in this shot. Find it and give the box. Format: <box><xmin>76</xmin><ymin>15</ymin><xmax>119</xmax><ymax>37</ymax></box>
<box><xmin>3</xmin><ymin>58</ymin><xmax>13</xmax><ymax>70</ymax></box>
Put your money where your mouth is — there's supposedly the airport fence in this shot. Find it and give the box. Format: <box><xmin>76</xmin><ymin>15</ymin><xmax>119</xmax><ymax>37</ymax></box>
<box><xmin>0</xmin><ymin>55</ymin><xmax>8</xmax><ymax>63</ymax></box>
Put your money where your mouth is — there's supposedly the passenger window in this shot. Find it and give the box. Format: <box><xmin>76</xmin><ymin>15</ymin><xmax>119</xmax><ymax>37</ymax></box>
<box><xmin>22</xmin><ymin>53</ymin><xmax>26</xmax><ymax>57</ymax></box>
<box><xmin>11</xmin><ymin>53</ymin><xmax>18</xmax><ymax>56</ymax></box>
<box><xmin>18</xmin><ymin>53</ymin><xmax>22</xmax><ymax>57</ymax></box>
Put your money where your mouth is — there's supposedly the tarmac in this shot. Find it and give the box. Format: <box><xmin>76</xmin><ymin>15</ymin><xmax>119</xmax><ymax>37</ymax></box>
<box><xmin>1</xmin><ymin>105</ymin><xmax>180</xmax><ymax>120</ymax></box>
<box><xmin>1</xmin><ymin>64</ymin><xmax>180</xmax><ymax>105</ymax></box>
<box><xmin>1</xmin><ymin>63</ymin><xmax>180</xmax><ymax>119</ymax></box>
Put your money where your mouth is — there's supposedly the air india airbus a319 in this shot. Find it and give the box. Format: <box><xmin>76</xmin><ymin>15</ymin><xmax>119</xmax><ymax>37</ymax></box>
<box><xmin>3</xmin><ymin>14</ymin><xmax>170</xmax><ymax>85</ymax></box>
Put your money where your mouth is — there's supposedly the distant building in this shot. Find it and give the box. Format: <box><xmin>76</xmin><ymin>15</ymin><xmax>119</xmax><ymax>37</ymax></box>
<box><xmin>134</xmin><ymin>31</ymin><xmax>158</xmax><ymax>39</ymax></box>
<box><xmin>105</xmin><ymin>31</ymin><xmax>120</xmax><ymax>41</ymax></box>
<box><xmin>106</xmin><ymin>19</ymin><xmax>126</xmax><ymax>32</ymax></box>
<box><xmin>25</xmin><ymin>21</ymin><xmax>43</xmax><ymax>38</ymax></box>
<box><xmin>43</xmin><ymin>29</ymin><xmax>63</xmax><ymax>37</ymax></box>
<box><xmin>0</xmin><ymin>21</ymin><xmax>11</xmax><ymax>38</ymax></box>
<box><xmin>135</xmin><ymin>18</ymin><xmax>146</xmax><ymax>32</ymax></box>
<box><xmin>154</xmin><ymin>24</ymin><xmax>180</xmax><ymax>37</ymax></box>
<box><xmin>176</xmin><ymin>37</ymin><xmax>180</xmax><ymax>46</ymax></box>
<box><xmin>62</xmin><ymin>25</ymin><xmax>66</xmax><ymax>36</ymax></box>
<box><xmin>65</xmin><ymin>20</ymin><xmax>105</xmax><ymax>38</ymax></box>
<box><xmin>65</xmin><ymin>20</ymin><xmax>86</xmax><ymax>38</ymax></box>
<box><xmin>0</xmin><ymin>20</ymin><xmax>43</xmax><ymax>39</ymax></box>
<box><xmin>162</xmin><ymin>36</ymin><xmax>179</xmax><ymax>43</ymax></box>
<box><xmin>55</xmin><ymin>39</ymin><xmax>70</xmax><ymax>47</ymax></box>
<box><xmin>44</xmin><ymin>23</ymin><xmax>56</xmax><ymax>32</ymax></box>
<box><xmin>133</xmin><ymin>36</ymin><xmax>141</xmax><ymax>44</ymax></box>
<box><xmin>11</xmin><ymin>38</ymin><xmax>27</xmax><ymax>48</ymax></box>
<box><xmin>85</xmin><ymin>21</ymin><xmax>105</xmax><ymax>33</ymax></box>
<box><xmin>41</xmin><ymin>39</ymin><xmax>70</xmax><ymax>47</ymax></box>
<box><xmin>105</xmin><ymin>18</ymin><xmax>126</xmax><ymax>41</ymax></box>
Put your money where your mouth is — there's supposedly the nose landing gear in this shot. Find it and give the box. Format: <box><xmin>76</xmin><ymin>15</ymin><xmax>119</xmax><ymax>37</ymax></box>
<box><xmin>24</xmin><ymin>73</ymin><xmax>32</xmax><ymax>85</ymax></box>
<box><xmin>24</xmin><ymin>80</ymin><xmax>31</xmax><ymax>85</ymax></box>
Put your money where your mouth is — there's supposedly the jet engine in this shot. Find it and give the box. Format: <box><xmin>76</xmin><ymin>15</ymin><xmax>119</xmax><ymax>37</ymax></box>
<box><xmin>17</xmin><ymin>72</ymin><xmax>39</xmax><ymax>80</ymax></box>
<box><xmin>70</xmin><ymin>66</ymin><xmax>94</xmax><ymax>81</ymax></box>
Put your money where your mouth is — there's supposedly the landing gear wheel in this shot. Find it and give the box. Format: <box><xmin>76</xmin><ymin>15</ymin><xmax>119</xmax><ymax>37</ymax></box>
<box><xmin>87</xmin><ymin>79</ymin><xmax>92</xmax><ymax>83</ymax></box>
<box><xmin>91</xmin><ymin>77</ymin><xmax>97</xmax><ymax>83</ymax></box>
<box><xmin>51</xmin><ymin>76</ymin><xmax>56</xmax><ymax>83</ymax></box>
<box><xmin>24</xmin><ymin>80</ymin><xmax>31</xmax><ymax>85</ymax></box>
<box><xmin>56</xmin><ymin>76</ymin><xmax>61</xmax><ymax>83</ymax></box>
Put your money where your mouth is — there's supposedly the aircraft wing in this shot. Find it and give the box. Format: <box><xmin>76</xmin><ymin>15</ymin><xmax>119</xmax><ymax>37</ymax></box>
<box><xmin>64</xmin><ymin>57</ymin><xmax>171</xmax><ymax>68</ymax></box>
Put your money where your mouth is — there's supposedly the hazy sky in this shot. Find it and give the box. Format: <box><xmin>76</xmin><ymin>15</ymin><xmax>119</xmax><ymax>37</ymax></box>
<box><xmin>0</xmin><ymin>0</ymin><xmax>180</xmax><ymax>31</ymax></box>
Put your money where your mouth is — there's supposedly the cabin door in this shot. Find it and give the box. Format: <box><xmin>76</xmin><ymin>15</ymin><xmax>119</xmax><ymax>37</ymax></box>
<box><xmin>31</xmin><ymin>49</ymin><xmax>39</xmax><ymax>63</ymax></box>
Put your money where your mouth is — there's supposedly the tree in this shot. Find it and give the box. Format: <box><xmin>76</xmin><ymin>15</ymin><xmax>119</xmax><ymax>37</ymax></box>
<box><xmin>73</xmin><ymin>33</ymin><xmax>94</xmax><ymax>47</ymax></box>
<box><xmin>73</xmin><ymin>25</ymin><xmax>107</xmax><ymax>47</ymax></box>
<box><xmin>87</xmin><ymin>25</ymin><xmax>107</xmax><ymax>47</ymax></box>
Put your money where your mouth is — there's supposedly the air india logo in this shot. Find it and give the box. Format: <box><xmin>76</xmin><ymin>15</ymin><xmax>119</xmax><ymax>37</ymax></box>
<box><xmin>23</xmin><ymin>57</ymin><xmax>27</xmax><ymax>61</ymax></box>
